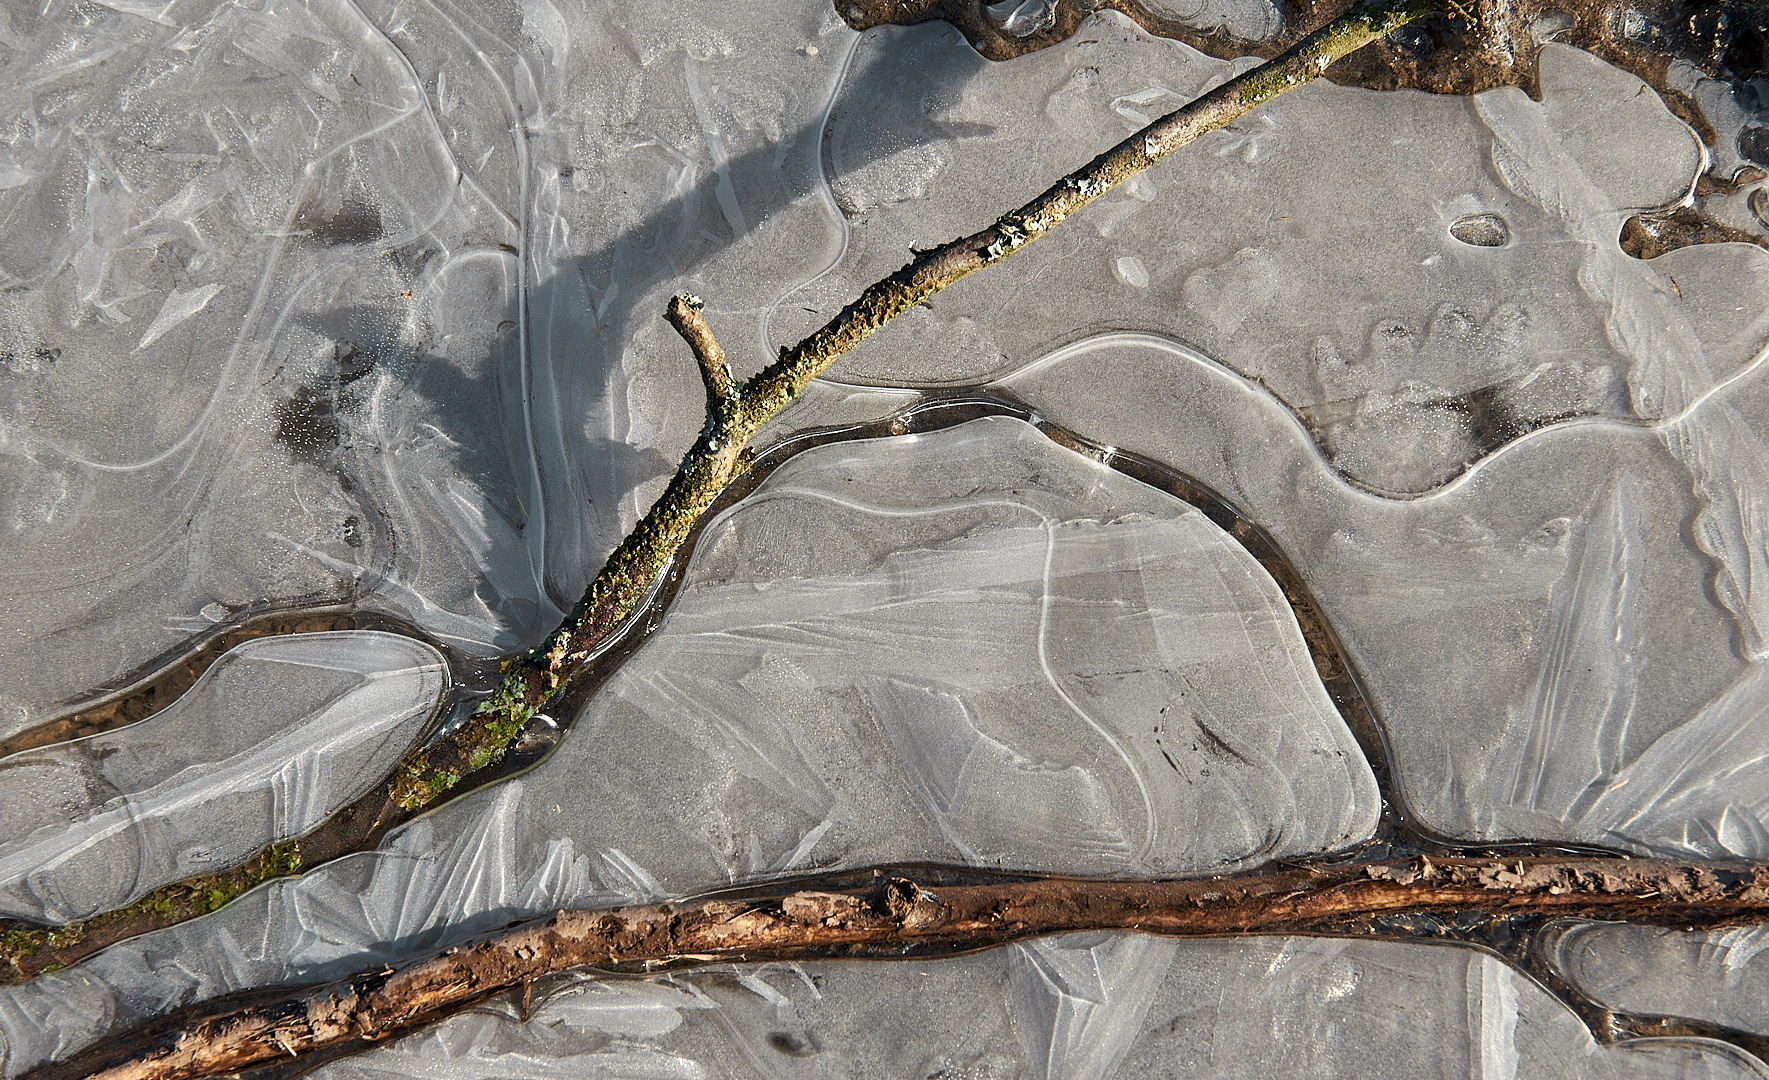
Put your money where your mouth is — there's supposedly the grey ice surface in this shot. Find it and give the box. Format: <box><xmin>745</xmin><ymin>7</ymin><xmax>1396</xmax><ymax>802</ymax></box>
<box><xmin>3</xmin><ymin>0</ymin><xmax>1769</xmax><ymax>1076</ymax></box>
<box><xmin>301</xmin><ymin>935</ymin><xmax>1769</xmax><ymax>1080</ymax></box>
<box><xmin>1548</xmin><ymin>921</ymin><xmax>1769</xmax><ymax>1038</ymax></box>
<box><xmin>1130</xmin><ymin>0</ymin><xmax>1281</xmax><ymax>42</ymax></box>
<box><xmin>809</xmin><ymin>0</ymin><xmax>1769</xmax><ymax>858</ymax></box>
<box><xmin>0</xmin><ymin>0</ymin><xmax>546</xmax><ymax>733</ymax></box>
<box><xmin>555</xmin><ymin>416</ymin><xmax>1377</xmax><ymax>885</ymax></box>
<box><xmin>999</xmin><ymin>332</ymin><xmax>1768</xmax><ymax>855</ymax></box>
<box><xmin>0</xmin><ymin>631</ymin><xmax>445</xmax><ymax>924</ymax></box>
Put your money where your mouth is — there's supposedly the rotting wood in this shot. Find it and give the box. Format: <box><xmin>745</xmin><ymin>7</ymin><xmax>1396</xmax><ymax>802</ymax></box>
<box><xmin>32</xmin><ymin>855</ymin><xmax>1769</xmax><ymax>1080</ymax></box>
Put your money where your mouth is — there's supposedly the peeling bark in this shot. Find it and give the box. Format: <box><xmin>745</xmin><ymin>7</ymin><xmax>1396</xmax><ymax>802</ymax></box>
<box><xmin>35</xmin><ymin>856</ymin><xmax>1769</xmax><ymax>1080</ymax></box>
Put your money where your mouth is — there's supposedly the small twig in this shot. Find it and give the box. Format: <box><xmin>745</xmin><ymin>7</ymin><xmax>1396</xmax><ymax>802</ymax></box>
<box><xmin>38</xmin><ymin>855</ymin><xmax>1769</xmax><ymax>1080</ymax></box>
<box><xmin>664</xmin><ymin>293</ymin><xmax>737</xmax><ymax>404</ymax></box>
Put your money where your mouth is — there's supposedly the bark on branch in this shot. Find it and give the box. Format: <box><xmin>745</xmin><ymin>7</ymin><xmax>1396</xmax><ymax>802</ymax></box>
<box><xmin>37</xmin><ymin>855</ymin><xmax>1769</xmax><ymax>1080</ymax></box>
<box><xmin>665</xmin><ymin>293</ymin><xmax>737</xmax><ymax>404</ymax></box>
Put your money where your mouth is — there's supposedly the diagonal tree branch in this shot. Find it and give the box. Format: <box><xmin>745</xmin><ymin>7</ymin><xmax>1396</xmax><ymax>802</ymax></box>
<box><xmin>36</xmin><ymin>855</ymin><xmax>1769</xmax><ymax>1080</ymax></box>
<box><xmin>386</xmin><ymin>0</ymin><xmax>1453</xmax><ymax>809</ymax></box>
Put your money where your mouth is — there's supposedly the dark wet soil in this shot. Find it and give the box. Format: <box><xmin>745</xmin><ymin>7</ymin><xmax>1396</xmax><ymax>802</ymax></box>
<box><xmin>838</xmin><ymin>0</ymin><xmax>1767</xmax><ymax>100</ymax></box>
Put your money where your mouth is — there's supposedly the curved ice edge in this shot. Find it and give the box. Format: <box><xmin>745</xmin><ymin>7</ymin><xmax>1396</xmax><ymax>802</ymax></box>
<box><xmin>0</xmin><ymin>631</ymin><xmax>449</xmax><ymax>925</ymax></box>
<box><xmin>758</xmin><ymin>28</ymin><xmax>864</xmax><ymax>360</ymax></box>
<box><xmin>814</xmin><ymin>327</ymin><xmax>1769</xmax><ymax>504</ymax></box>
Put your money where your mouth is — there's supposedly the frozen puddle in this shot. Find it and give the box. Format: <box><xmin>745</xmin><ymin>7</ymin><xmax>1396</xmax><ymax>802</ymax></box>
<box><xmin>551</xmin><ymin>415</ymin><xmax>1376</xmax><ymax>886</ymax></box>
<box><xmin>998</xmin><ymin>331</ymin><xmax>1769</xmax><ymax>856</ymax></box>
<box><xmin>2</xmin><ymin>0</ymin><xmax>1768</xmax><ymax>1073</ymax></box>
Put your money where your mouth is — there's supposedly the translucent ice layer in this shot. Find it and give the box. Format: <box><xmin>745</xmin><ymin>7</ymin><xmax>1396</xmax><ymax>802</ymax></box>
<box><xmin>997</xmin><ymin>331</ymin><xmax>1769</xmax><ymax>854</ymax></box>
<box><xmin>801</xmin><ymin>20</ymin><xmax>1751</xmax><ymax>495</ymax></box>
<box><xmin>0</xmin><ymin>0</ymin><xmax>546</xmax><ymax>733</ymax></box>
<box><xmin>4</xmin><ymin>0</ymin><xmax>1769</xmax><ymax>1075</ymax></box>
<box><xmin>0</xmin><ymin>631</ymin><xmax>445</xmax><ymax>924</ymax></box>
<box><xmin>299</xmin><ymin>934</ymin><xmax>1769</xmax><ymax>1080</ymax></box>
<box><xmin>1548</xmin><ymin>920</ymin><xmax>1769</xmax><ymax>1038</ymax></box>
<box><xmin>561</xmin><ymin>416</ymin><xmax>1376</xmax><ymax>884</ymax></box>
<box><xmin>0</xmin><ymin>416</ymin><xmax>1381</xmax><ymax>1073</ymax></box>
<box><xmin>1133</xmin><ymin>0</ymin><xmax>1282</xmax><ymax>42</ymax></box>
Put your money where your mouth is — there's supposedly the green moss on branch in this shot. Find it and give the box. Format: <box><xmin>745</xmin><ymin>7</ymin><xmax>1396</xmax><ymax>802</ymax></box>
<box><xmin>0</xmin><ymin>842</ymin><xmax>302</xmax><ymax>980</ymax></box>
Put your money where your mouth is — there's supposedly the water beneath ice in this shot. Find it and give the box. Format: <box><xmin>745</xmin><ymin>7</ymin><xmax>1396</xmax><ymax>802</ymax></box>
<box><xmin>1</xmin><ymin>0</ymin><xmax>1768</xmax><ymax>1075</ymax></box>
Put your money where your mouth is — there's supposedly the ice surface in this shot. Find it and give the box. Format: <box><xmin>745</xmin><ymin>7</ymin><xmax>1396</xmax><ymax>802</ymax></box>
<box><xmin>333</xmin><ymin>416</ymin><xmax>1379</xmax><ymax>901</ymax></box>
<box><xmin>995</xmin><ymin>333</ymin><xmax>1762</xmax><ymax>850</ymax></box>
<box><xmin>0</xmin><ymin>417</ymin><xmax>1382</xmax><ymax>1073</ymax></box>
<box><xmin>804</xmin><ymin>19</ymin><xmax>1760</xmax><ymax>857</ymax></box>
<box><xmin>802</xmin><ymin>23</ymin><xmax>1755</xmax><ymax>493</ymax></box>
<box><xmin>289</xmin><ymin>934</ymin><xmax>1769</xmax><ymax>1080</ymax></box>
<box><xmin>1133</xmin><ymin>0</ymin><xmax>1281</xmax><ymax>42</ymax></box>
<box><xmin>547</xmin><ymin>417</ymin><xmax>1375</xmax><ymax>886</ymax></box>
<box><xmin>1548</xmin><ymin>920</ymin><xmax>1769</xmax><ymax>1037</ymax></box>
<box><xmin>0</xmin><ymin>631</ymin><xmax>444</xmax><ymax>924</ymax></box>
<box><xmin>4</xmin><ymin>0</ymin><xmax>1769</xmax><ymax>1075</ymax></box>
<box><xmin>0</xmin><ymin>0</ymin><xmax>545</xmax><ymax>734</ymax></box>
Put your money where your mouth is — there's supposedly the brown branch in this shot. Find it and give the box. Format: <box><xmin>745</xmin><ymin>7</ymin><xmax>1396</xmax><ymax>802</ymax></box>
<box><xmin>664</xmin><ymin>293</ymin><xmax>737</xmax><ymax>404</ymax></box>
<box><xmin>37</xmin><ymin>855</ymin><xmax>1769</xmax><ymax>1080</ymax></box>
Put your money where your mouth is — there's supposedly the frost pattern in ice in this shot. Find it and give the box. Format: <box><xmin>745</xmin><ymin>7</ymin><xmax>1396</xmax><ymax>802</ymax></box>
<box><xmin>1482</xmin><ymin>476</ymin><xmax>1647</xmax><ymax>837</ymax></box>
<box><xmin>0</xmin><ymin>632</ymin><xmax>445</xmax><ymax>924</ymax></box>
<box><xmin>1668</xmin><ymin>394</ymin><xmax>1769</xmax><ymax>663</ymax></box>
<box><xmin>551</xmin><ymin>416</ymin><xmax>1377</xmax><ymax>886</ymax></box>
<box><xmin>1133</xmin><ymin>0</ymin><xmax>1281</xmax><ymax>42</ymax></box>
<box><xmin>996</xmin><ymin>332</ymin><xmax>1751</xmax><ymax>848</ymax></box>
<box><xmin>1475</xmin><ymin>45</ymin><xmax>1713</xmax><ymax>421</ymax></box>
<box><xmin>1550</xmin><ymin>921</ymin><xmax>1769</xmax><ymax>1038</ymax></box>
<box><xmin>3</xmin><ymin>0</ymin><xmax>1768</xmax><ymax>1075</ymax></box>
<box><xmin>1008</xmin><ymin>933</ymin><xmax>1179</xmax><ymax>1080</ymax></box>
<box><xmin>0</xmin><ymin>0</ymin><xmax>547</xmax><ymax>732</ymax></box>
<box><xmin>804</xmin><ymin>21</ymin><xmax>1758</xmax><ymax>503</ymax></box>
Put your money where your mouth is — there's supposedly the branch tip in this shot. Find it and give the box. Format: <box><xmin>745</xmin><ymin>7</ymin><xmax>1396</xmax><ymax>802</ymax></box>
<box><xmin>665</xmin><ymin>293</ymin><xmax>736</xmax><ymax>404</ymax></box>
